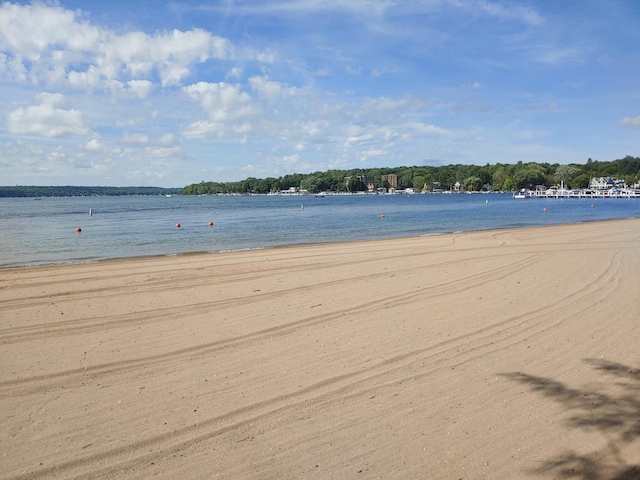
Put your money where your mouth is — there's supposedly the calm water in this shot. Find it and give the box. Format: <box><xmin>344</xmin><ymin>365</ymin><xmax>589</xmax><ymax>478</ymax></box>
<box><xmin>1</xmin><ymin>194</ymin><xmax>638</xmax><ymax>267</ymax></box>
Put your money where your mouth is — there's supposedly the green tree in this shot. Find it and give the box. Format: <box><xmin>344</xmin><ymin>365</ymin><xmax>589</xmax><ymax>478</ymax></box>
<box><xmin>347</xmin><ymin>176</ymin><xmax>367</xmax><ymax>192</ymax></box>
<box><xmin>491</xmin><ymin>167</ymin><xmax>507</xmax><ymax>191</ymax></box>
<box><xmin>553</xmin><ymin>165</ymin><xmax>582</xmax><ymax>188</ymax></box>
<box><xmin>398</xmin><ymin>174</ymin><xmax>413</xmax><ymax>189</ymax></box>
<box><xmin>412</xmin><ymin>175</ymin><xmax>425</xmax><ymax>191</ymax></box>
<box><xmin>572</xmin><ymin>173</ymin><xmax>590</xmax><ymax>189</ymax></box>
<box><xmin>513</xmin><ymin>164</ymin><xmax>546</xmax><ymax>189</ymax></box>
<box><xmin>503</xmin><ymin>177</ymin><xmax>515</xmax><ymax>191</ymax></box>
<box><xmin>462</xmin><ymin>176</ymin><xmax>483</xmax><ymax>192</ymax></box>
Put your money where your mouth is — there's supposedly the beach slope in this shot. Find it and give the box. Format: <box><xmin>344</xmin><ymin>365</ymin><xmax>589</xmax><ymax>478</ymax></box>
<box><xmin>1</xmin><ymin>219</ymin><xmax>639</xmax><ymax>479</ymax></box>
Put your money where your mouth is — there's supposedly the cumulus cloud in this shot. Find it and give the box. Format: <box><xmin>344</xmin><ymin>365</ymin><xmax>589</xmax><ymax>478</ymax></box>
<box><xmin>0</xmin><ymin>2</ymin><xmax>101</xmax><ymax>60</ymax></box>
<box><xmin>184</xmin><ymin>81</ymin><xmax>254</xmax><ymax>123</ymax></box>
<box><xmin>0</xmin><ymin>2</ymin><xmax>268</xmax><ymax>91</ymax></box>
<box><xmin>248</xmin><ymin>76</ymin><xmax>303</xmax><ymax>101</ymax></box>
<box><xmin>7</xmin><ymin>93</ymin><xmax>90</xmax><ymax>137</ymax></box>
<box><xmin>127</xmin><ymin>80</ymin><xmax>154</xmax><ymax>99</ymax></box>
<box><xmin>85</xmin><ymin>139</ymin><xmax>106</xmax><ymax>151</ymax></box>
<box><xmin>181</xmin><ymin>120</ymin><xmax>223</xmax><ymax>139</ymax></box>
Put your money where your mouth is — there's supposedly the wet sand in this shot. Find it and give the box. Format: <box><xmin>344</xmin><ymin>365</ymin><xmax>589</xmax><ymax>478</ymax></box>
<box><xmin>1</xmin><ymin>219</ymin><xmax>639</xmax><ymax>479</ymax></box>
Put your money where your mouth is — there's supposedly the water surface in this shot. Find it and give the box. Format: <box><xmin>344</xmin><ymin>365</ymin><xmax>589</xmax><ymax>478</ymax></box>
<box><xmin>1</xmin><ymin>194</ymin><xmax>637</xmax><ymax>267</ymax></box>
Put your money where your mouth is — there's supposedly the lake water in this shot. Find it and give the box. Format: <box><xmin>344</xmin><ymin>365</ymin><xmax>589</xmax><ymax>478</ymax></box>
<box><xmin>1</xmin><ymin>193</ymin><xmax>638</xmax><ymax>268</ymax></box>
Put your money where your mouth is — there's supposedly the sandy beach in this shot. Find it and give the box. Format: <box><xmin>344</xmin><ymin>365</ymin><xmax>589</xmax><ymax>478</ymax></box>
<box><xmin>1</xmin><ymin>219</ymin><xmax>639</xmax><ymax>479</ymax></box>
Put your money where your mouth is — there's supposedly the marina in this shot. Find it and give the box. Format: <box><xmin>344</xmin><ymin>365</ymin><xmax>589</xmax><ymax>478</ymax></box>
<box><xmin>521</xmin><ymin>188</ymin><xmax>639</xmax><ymax>199</ymax></box>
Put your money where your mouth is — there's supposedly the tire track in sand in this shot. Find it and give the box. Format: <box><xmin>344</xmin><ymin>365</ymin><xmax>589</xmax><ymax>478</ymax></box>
<box><xmin>4</xmin><ymin>250</ymin><xmax>625</xmax><ymax>480</ymax></box>
<box><xmin>0</xmin><ymin>252</ymin><xmax>540</xmax><ymax>395</ymax></box>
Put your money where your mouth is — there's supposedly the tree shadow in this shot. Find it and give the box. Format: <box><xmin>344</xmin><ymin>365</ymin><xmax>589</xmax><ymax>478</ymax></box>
<box><xmin>502</xmin><ymin>358</ymin><xmax>640</xmax><ymax>480</ymax></box>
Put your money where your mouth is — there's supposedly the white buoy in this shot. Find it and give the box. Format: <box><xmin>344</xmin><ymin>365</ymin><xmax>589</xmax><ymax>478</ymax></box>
<box><xmin>89</xmin><ymin>208</ymin><xmax>92</xmax><ymax>216</ymax></box>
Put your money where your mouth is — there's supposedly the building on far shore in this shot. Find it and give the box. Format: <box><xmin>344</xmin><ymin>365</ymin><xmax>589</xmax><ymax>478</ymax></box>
<box><xmin>381</xmin><ymin>174</ymin><xmax>398</xmax><ymax>189</ymax></box>
<box><xmin>589</xmin><ymin>177</ymin><xmax>625</xmax><ymax>190</ymax></box>
<box><xmin>344</xmin><ymin>175</ymin><xmax>376</xmax><ymax>192</ymax></box>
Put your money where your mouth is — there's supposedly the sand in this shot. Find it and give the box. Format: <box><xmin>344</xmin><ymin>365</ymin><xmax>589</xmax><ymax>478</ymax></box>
<box><xmin>1</xmin><ymin>219</ymin><xmax>639</xmax><ymax>480</ymax></box>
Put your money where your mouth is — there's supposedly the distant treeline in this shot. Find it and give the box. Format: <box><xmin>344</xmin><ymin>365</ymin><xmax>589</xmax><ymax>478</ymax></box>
<box><xmin>182</xmin><ymin>156</ymin><xmax>640</xmax><ymax>195</ymax></box>
<box><xmin>0</xmin><ymin>186</ymin><xmax>182</xmax><ymax>198</ymax></box>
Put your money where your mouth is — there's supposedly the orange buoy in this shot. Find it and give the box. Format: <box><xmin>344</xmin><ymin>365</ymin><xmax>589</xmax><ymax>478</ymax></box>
<box><xmin>175</xmin><ymin>223</ymin><xmax>181</xmax><ymax>228</ymax></box>
<box><xmin>543</xmin><ymin>208</ymin><xmax>547</xmax><ymax>212</ymax></box>
<box><xmin>590</xmin><ymin>204</ymin><xmax>595</xmax><ymax>208</ymax></box>
<box><xmin>208</xmin><ymin>221</ymin><xmax>213</xmax><ymax>226</ymax></box>
<box><xmin>380</xmin><ymin>214</ymin><xmax>385</xmax><ymax>218</ymax></box>
<box><xmin>75</xmin><ymin>227</ymin><xmax>82</xmax><ymax>233</ymax></box>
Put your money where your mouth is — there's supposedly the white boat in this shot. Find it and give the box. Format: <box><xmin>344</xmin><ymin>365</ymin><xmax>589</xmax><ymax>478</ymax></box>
<box><xmin>513</xmin><ymin>191</ymin><xmax>526</xmax><ymax>199</ymax></box>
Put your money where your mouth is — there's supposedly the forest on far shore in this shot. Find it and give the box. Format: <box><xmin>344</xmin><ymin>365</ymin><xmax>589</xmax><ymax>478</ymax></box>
<box><xmin>2</xmin><ymin>156</ymin><xmax>638</xmax><ymax>197</ymax></box>
<box><xmin>0</xmin><ymin>186</ymin><xmax>181</xmax><ymax>198</ymax></box>
<box><xmin>182</xmin><ymin>156</ymin><xmax>640</xmax><ymax>195</ymax></box>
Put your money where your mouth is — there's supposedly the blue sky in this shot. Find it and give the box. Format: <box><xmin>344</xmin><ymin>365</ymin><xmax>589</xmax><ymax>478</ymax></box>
<box><xmin>1</xmin><ymin>0</ymin><xmax>638</xmax><ymax>187</ymax></box>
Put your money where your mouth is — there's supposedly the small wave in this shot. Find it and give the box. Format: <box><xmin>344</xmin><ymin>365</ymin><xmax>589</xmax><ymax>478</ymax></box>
<box><xmin>217</xmin><ymin>247</ymin><xmax>266</xmax><ymax>253</ymax></box>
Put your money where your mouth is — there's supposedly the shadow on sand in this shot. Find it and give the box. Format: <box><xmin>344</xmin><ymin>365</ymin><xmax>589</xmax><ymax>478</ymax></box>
<box><xmin>502</xmin><ymin>358</ymin><xmax>640</xmax><ymax>480</ymax></box>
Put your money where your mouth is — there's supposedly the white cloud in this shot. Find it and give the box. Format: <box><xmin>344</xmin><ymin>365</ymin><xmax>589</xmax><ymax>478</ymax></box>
<box><xmin>471</xmin><ymin>0</ymin><xmax>544</xmax><ymax>26</ymax></box>
<box><xmin>248</xmin><ymin>76</ymin><xmax>303</xmax><ymax>101</ymax></box>
<box><xmin>0</xmin><ymin>0</ymin><xmax>634</xmax><ymax>187</ymax></box>
<box><xmin>187</xmin><ymin>0</ymin><xmax>544</xmax><ymax>27</ymax></box>
<box><xmin>280</xmin><ymin>154</ymin><xmax>300</xmax><ymax>165</ymax></box>
<box><xmin>184</xmin><ymin>81</ymin><xmax>254</xmax><ymax>123</ymax></box>
<box><xmin>359</xmin><ymin>147</ymin><xmax>387</xmax><ymax>160</ymax></box>
<box><xmin>158</xmin><ymin>133</ymin><xmax>178</xmax><ymax>146</ymax></box>
<box><xmin>122</xmin><ymin>133</ymin><xmax>150</xmax><ymax>145</ymax></box>
<box><xmin>181</xmin><ymin>120</ymin><xmax>223</xmax><ymax>139</ymax></box>
<box><xmin>225</xmin><ymin>67</ymin><xmax>243</xmax><ymax>80</ymax></box>
<box><xmin>0</xmin><ymin>3</ymin><xmax>101</xmax><ymax>60</ymax></box>
<box><xmin>128</xmin><ymin>80</ymin><xmax>154</xmax><ymax>99</ymax></box>
<box><xmin>345</xmin><ymin>65</ymin><xmax>361</xmax><ymax>76</ymax></box>
<box><xmin>233</xmin><ymin>123</ymin><xmax>253</xmax><ymax>134</ymax></box>
<box><xmin>410</xmin><ymin>123</ymin><xmax>453</xmax><ymax>136</ymax></box>
<box><xmin>85</xmin><ymin>139</ymin><xmax>106</xmax><ymax>151</ymax></box>
<box><xmin>144</xmin><ymin>145</ymin><xmax>182</xmax><ymax>158</ymax></box>
<box><xmin>620</xmin><ymin>116</ymin><xmax>640</xmax><ymax>127</ymax></box>
<box><xmin>0</xmin><ymin>2</ymin><xmax>270</xmax><ymax>92</ymax></box>
<box><xmin>95</xmin><ymin>27</ymin><xmax>232</xmax><ymax>87</ymax></box>
<box><xmin>7</xmin><ymin>94</ymin><xmax>90</xmax><ymax>138</ymax></box>
<box><xmin>531</xmin><ymin>46</ymin><xmax>587</xmax><ymax>66</ymax></box>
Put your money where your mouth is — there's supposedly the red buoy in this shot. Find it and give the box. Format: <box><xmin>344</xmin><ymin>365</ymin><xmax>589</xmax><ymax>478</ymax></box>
<box><xmin>208</xmin><ymin>221</ymin><xmax>213</xmax><ymax>226</ymax></box>
<box><xmin>380</xmin><ymin>214</ymin><xmax>385</xmax><ymax>218</ymax></box>
<box><xmin>175</xmin><ymin>223</ymin><xmax>181</xmax><ymax>228</ymax></box>
<box><xmin>75</xmin><ymin>227</ymin><xmax>82</xmax><ymax>233</ymax></box>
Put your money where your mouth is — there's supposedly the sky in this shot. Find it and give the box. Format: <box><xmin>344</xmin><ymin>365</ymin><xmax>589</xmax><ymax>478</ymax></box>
<box><xmin>0</xmin><ymin>1</ymin><xmax>639</xmax><ymax>187</ymax></box>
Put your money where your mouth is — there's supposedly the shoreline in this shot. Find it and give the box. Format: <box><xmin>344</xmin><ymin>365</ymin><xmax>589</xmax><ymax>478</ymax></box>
<box><xmin>2</xmin><ymin>216</ymin><xmax>637</xmax><ymax>271</ymax></box>
<box><xmin>1</xmin><ymin>218</ymin><xmax>639</xmax><ymax>479</ymax></box>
